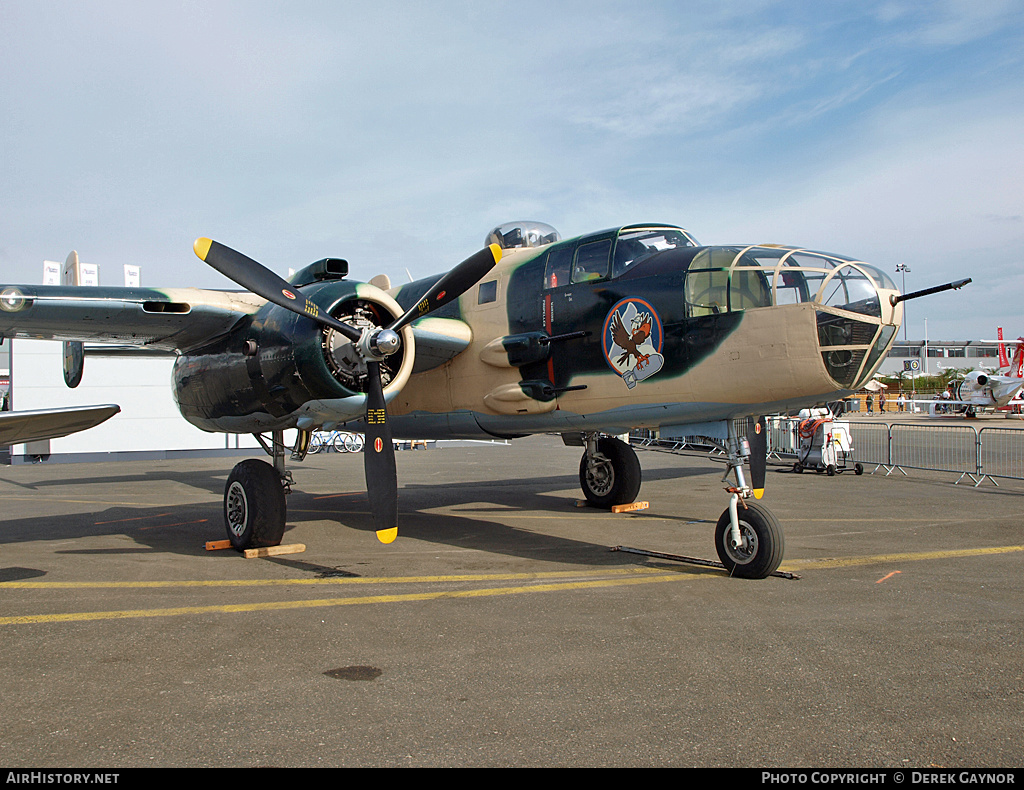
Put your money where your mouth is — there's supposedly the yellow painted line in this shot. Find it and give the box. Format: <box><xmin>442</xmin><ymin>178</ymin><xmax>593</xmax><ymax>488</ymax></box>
<box><xmin>0</xmin><ymin>566</ymin><xmax>666</xmax><ymax>589</ymax></box>
<box><xmin>0</xmin><ymin>572</ymin><xmax>686</xmax><ymax>626</ymax></box>
<box><xmin>780</xmin><ymin>544</ymin><xmax>1024</xmax><ymax>571</ymax></box>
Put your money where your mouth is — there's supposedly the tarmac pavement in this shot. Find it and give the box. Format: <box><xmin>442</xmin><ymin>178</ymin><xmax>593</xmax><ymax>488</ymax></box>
<box><xmin>1</xmin><ymin>433</ymin><xmax>1022</xmax><ymax>768</ymax></box>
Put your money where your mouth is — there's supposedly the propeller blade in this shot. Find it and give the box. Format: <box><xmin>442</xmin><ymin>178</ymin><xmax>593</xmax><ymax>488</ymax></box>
<box><xmin>360</xmin><ymin>243</ymin><xmax>499</xmax><ymax>544</ymax></box>
<box><xmin>388</xmin><ymin>244</ymin><xmax>501</xmax><ymax>333</ymax></box>
<box><xmin>748</xmin><ymin>416</ymin><xmax>767</xmax><ymax>499</ymax></box>
<box><xmin>363</xmin><ymin>360</ymin><xmax>398</xmax><ymax>544</ymax></box>
<box><xmin>194</xmin><ymin>238</ymin><xmax>361</xmax><ymax>342</ymax></box>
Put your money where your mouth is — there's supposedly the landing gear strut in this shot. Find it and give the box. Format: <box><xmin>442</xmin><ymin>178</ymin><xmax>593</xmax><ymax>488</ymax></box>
<box><xmin>223</xmin><ymin>429</ymin><xmax>299</xmax><ymax>550</ymax></box>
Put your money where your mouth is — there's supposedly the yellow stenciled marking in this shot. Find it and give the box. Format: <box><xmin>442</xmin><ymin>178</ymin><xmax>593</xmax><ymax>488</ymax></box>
<box><xmin>193</xmin><ymin>237</ymin><xmax>213</xmax><ymax>261</ymax></box>
<box><xmin>304</xmin><ymin>300</ymin><xmax>319</xmax><ymax>317</ymax></box>
<box><xmin>417</xmin><ymin>298</ymin><xmax>430</xmax><ymax>315</ymax></box>
<box><xmin>0</xmin><ymin>571</ymin><xmax>686</xmax><ymax>625</ymax></box>
<box><xmin>366</xmin><ymin>408</ymin><xmax>386</xmax><ymax>424</ymax></box>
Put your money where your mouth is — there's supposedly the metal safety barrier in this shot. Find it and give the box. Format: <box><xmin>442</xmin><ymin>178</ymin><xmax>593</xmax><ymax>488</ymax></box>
<box><xmin>635</xmin><ymin>418</ymin><xmax>1024</xmax><ymax>487</ymax></box>
<box><xmin>977</xmin><ymin>427</ymin><xmax>1024</xmax><ymax>483</ymax></box>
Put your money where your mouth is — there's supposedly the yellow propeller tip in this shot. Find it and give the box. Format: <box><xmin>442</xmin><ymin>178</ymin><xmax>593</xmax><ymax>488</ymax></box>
<box><xmin>376</xmin><ymin>527</ymin><xmax>398</xmax><ymax>544</ymax></box>
<box><xmin>488</xmin><ymin>243</ymin><xmax>503</xmax><ymax>263</ymax></box>
<box><xmin>753</xmin><ymin>488</ymin><xmax>764</xmax><ymax>500</ymax></box>
<box><xmin>193</xmin><ymin>237</ymin><xmax>213</xmax><ymax>261</ymax></box>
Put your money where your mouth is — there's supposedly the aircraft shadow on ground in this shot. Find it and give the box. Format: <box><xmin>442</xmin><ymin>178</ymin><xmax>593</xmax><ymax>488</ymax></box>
<box><xmin>0</xmin><ymin>468</ymin><xmax>230</xmax><ymax>497</ymax></box>
<box><xmin>0</xmin><ymin>461</ymin><xmax>722</xmax><ymax>575</ymax></box>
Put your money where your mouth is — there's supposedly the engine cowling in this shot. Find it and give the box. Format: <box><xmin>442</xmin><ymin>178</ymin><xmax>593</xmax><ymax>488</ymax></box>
<box><xmin>172</xmin><ymin>280</ymin><xmax>415</xmax><ymax>433</ymax></box>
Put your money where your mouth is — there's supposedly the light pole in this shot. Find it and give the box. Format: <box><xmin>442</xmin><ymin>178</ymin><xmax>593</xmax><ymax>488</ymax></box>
<box><xmin>895</xmin><ymin>263</ymin><xmax>910</xmax><ymax>341</ymax></box>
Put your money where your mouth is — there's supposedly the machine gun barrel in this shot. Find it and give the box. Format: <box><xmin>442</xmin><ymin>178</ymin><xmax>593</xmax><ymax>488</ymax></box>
<box><xmin>890</xmin><ymin>278</ymin><xmax>971</xmax><ymax>305</ymax></box>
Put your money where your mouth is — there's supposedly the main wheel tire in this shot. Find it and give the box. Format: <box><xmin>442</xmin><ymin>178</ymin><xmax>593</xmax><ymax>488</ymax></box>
<box><xmin>224</xmin><ymin>459</ymin><xmax>287</xmax><ymax>550</ymax></box>
<box><xmin>714</xmin><ymin>501</ymin><xmax>784</xmax><ymax>579</ymax></box>
<box><xmin>579</xmin><ymin>437</ymin><xmax>642</xmax><ymax>509</ymax></box>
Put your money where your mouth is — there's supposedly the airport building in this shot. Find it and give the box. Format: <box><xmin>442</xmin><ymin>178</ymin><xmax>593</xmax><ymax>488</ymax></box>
<box><xmin>875</xmin><ymin>339</ymin><xmax>1002</xmax><ymax>378</ymax></box>
<box><xmin>3</xmin><ymin>339</ymin><xmax>260</xmax><ymax>463</ymax></box>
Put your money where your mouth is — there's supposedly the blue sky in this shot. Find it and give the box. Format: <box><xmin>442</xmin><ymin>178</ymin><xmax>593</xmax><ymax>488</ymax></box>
<box><xmin>2</xmin><ymin>0</ymin><xmax>1022</xmax><ymax>341</ymax></box>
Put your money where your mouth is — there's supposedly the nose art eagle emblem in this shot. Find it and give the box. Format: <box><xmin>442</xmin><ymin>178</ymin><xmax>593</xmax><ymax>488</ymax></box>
<box><xmin>602</xmin><ymin>298</ymin><xmax>664</xmax><ymax>389</ymax></box>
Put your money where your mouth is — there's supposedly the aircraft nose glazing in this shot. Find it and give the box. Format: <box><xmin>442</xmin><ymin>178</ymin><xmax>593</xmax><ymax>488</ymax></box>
<box><xmin>695</xmin><ymin>245</ymin><xmax>900</xmax><ymax>390</ymax></box>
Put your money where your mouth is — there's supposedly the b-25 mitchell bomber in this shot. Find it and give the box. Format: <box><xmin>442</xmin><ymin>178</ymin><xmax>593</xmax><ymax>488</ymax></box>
<box><xmin>0</xmin><ymin>221</ymin><xmax>969</xmax><ymax>578</ymax></box>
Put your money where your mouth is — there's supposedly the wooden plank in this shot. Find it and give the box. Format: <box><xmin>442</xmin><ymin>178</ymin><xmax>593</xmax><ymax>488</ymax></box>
<box><xmin>611</xmin><ymin>501</ymin><xmax>649</xmax><ymax>513</ymax></box>
<box><xmin>242</xmin><ymin>543</ymin><xmax>306</xmax><ymax>559</ymax></box>
<box><xmin>205</xmin><ymin>540</ymin><xmax>233</xmax><ymax>551</ymax></box>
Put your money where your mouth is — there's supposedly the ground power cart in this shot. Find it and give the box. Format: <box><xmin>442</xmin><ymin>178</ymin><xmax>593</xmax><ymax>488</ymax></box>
<box><xmin>793</xmin><ymin>408</ymin><xmax>864</xmax><ymax>476</ymax></box>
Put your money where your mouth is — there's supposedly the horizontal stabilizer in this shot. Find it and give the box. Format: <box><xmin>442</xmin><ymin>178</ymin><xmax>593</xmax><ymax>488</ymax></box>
<box><xmin>0</xmin><ymin>405</ymin><xmax>120</xmax><ymax>446</ymax></box>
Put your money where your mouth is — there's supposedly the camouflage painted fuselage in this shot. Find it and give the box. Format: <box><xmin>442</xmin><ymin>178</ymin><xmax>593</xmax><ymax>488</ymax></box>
<box><xmin>0</xmin><ymin>223</ymin><xmax>902</xmax><ymax>440</ymax></box>
<box><xmin>383</xmin><ymin>226</ymin><xmax>902</xmax><ymax>439</ymax></box>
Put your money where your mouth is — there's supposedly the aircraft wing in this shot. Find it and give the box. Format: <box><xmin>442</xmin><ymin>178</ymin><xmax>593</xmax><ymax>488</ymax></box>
<box><xmin>0</xmin><ymin>285</ymin><xmax>263</xmax><ymax>352</ymax></box>
<box><xmin>0</xmin><ymin>405</ymin><xmax>120</xmax><ymax>446</ymax></box>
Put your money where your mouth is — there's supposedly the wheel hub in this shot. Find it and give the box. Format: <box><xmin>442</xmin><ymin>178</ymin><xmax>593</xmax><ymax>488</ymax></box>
<box><xmin>725</xmin><ymin>523</ymin><xmax>758</xmax><ymax>565</ymax></box>
<box><xmin>226</xmin><ymin>480</ymin><xmax>248</xmax><ymax>538</ymax></box>
<box><xmin>585</xmin><ymin>456</ymin><xmax>614</xmax><ymax>496</ymax></box>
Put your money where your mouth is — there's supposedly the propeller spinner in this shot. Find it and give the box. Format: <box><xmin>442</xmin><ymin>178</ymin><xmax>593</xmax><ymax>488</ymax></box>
<box><xmin>194</xmin><ymin>237</ymin><xmax>501</xmax><ymax>543</ymax></box>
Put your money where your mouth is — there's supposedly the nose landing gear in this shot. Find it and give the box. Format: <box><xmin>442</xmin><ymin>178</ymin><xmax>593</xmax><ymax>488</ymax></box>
<box><xmin>714</xmin><ymin>421</ymin><xmax>783</xmax><ymax>578</ymax></box>
<box><xmin>577</xmin><ymin>421</ymin><xmax>784</xmax><ymax>580</ymax></box>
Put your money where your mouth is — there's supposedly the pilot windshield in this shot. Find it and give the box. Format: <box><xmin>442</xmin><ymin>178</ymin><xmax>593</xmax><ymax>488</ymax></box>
<box><xmin>612</xmin><ymin>227</ymin><xmax>697</xmax><ymax>277</ymax></box>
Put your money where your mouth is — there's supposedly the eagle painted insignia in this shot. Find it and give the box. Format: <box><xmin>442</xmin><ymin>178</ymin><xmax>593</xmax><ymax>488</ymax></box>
<box><xmin>602</xmin><ymin>298</ymin><xmax>664</xmax><ymax>389</ymax></box>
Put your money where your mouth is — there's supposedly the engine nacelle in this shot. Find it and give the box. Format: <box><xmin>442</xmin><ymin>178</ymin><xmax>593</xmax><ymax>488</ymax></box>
<box><xmin>172</xmin><ymin>280</ymin><xmax>414</xmax><ymax>433</ymax></box>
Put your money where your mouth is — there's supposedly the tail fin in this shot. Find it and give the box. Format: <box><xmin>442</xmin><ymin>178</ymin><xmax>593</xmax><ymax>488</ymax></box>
<box><xmin>998</xmin><ymin>327</ymin><xmax>1009</xmax><ymax>368</ymax></box>
<box><xmin>1012</xmin><ymin>338</ymin><xmax>1024</xmax><ymax>379</ymax></box>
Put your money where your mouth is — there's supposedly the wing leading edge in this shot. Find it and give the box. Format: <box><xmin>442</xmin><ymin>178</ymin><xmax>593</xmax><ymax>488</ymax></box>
<box><xmin>0</xmin><ymin>285</ymin><xmax>263</xmax><ymax>352</ymax></box>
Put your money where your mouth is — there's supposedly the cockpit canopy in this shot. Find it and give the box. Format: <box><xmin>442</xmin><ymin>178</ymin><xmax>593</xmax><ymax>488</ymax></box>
<box><xmin>486</xmin><ymin>222</ymin><xmax>561</xmax><ymax>251</ymax></box>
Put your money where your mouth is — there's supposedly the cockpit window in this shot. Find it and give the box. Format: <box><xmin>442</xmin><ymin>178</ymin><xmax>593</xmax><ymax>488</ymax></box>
<box><xmin>544</xmin><ymin>245</ymin><xmax>573</xmax><ymax>289</ymax></box>
<box><xmin>612</xmin><ymin>227</ymin><xmax>697</xmax><ymax>277</ymax></box>
<box><xmin>572</xmin><ymin>239</ymin><xmax>612</xmax><ymax>283</ymax></box>
<box><xmin>684</xmin><ymin>247</ymin><xmax>772</xmax><ymax>315</ymax></box>
<box><xmin>819</xmin><ymin>265</ymin><xmax>881</xmax><ymax>317</ymax></box>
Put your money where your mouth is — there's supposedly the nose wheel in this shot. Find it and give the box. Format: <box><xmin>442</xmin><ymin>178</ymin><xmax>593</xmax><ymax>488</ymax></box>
<box><xmin>714</xmin><ymin>500</ymin><xmax>783</xmax><ymax>578</ymax></box>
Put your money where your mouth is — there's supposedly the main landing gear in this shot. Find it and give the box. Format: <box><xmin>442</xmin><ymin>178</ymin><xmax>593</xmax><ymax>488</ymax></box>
<box><xmin>577</xmin><ymin>425</ymin><xmax>784</xmax><ymax>579</ymax></box>
<box><xmin>223</xmin><ymin>429</ymin><xmax>303</xmax><ymax>551</ymax></box>
<box><xmin>579</xmin><ymin>434</ymin><xmax>641</xmax><ymax>508</ymax></box>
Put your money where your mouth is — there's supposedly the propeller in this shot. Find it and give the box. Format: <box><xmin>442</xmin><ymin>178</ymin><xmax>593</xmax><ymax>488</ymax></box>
<box><xmin>194</xmin><ymin>237</ymin><xmax>502</xmax><ymax>543</ymax></box>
